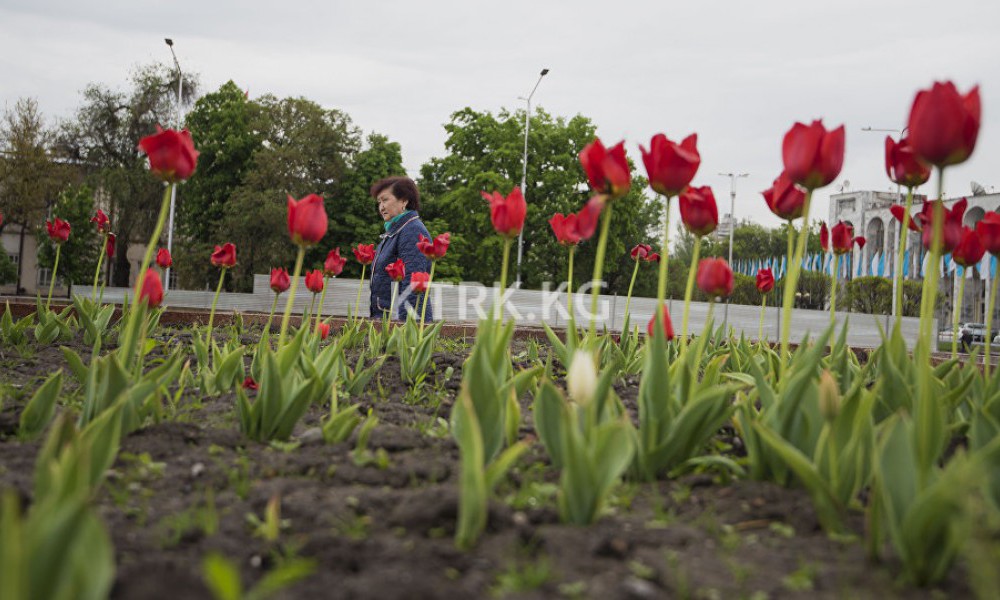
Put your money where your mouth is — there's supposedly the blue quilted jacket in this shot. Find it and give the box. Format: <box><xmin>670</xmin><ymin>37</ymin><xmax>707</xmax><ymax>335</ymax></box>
<box><xmin>369</xmin><ymin>211</ymin><xmax>433</xmax><ymax>320</ymax></box>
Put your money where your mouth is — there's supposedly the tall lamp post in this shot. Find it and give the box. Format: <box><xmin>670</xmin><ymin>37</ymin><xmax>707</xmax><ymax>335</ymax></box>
<box><xmin>719</xmin><ymin>172</ymin><xmax>748</xmax><ymax>334</ymax></box>
<box><xmin>164</xmin><ymin>38</ymin><xmax>183</xmax><ymax>292</ymax></box>
<box><xmin>515</xmin><ymin>68</ymin><xmax>549</xmax><ymax>289</ymax></box>
<box><xmin>861</xmin><ymin>125</ymin><xmax>905</xmax><ymax>321</ymax></box>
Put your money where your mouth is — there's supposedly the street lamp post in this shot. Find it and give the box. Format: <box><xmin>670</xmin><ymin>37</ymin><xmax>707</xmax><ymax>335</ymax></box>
<box><xmin>164</xmin><ymin>38</ymin><xmax>183</xmax><ymax>292</ymax></box>
<box><xmin>719</xmin><ymin>172</ymin><xmax>748</xmax><ymax>335</ymax></box>
<box><xmin>515</xmin><ymin>68</ymin><xmax>549</xmax><ymax>289</ymax></box>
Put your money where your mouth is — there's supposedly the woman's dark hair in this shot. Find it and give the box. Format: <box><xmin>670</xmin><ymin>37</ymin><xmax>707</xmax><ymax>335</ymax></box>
<box><xmin>370</xmin><ymin>176</ymin><xmax>420</xmax><ymax>211</ymax></box>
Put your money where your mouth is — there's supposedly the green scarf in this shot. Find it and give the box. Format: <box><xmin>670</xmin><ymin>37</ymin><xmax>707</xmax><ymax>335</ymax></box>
<box><xmin>384</xmin><ymin>210</ymin><xmax>413</xmax><ymax>232</ymax></box>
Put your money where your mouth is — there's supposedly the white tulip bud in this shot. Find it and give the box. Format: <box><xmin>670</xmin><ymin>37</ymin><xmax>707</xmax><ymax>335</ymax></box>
<box><xmin>567</xmin><ymin>350</ymin><xmax>598</xmax><ymax>406</ymax></box>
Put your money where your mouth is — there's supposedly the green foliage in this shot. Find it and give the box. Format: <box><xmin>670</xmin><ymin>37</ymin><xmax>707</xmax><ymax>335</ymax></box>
<box><xmin>1</xmin><ymin>304</ymin><xmax>34</xmax><ymax>346</ymax></box>
<box><xmin>533</xmin><ymin>378</ymin><xmax>634</xmax><ymax>525</ymax></box>
<box><xmin>418</xmin><ymin>107</ymin><xmax>661</xmax><ymax>291</ymax></box>
<box><xmin>202</xmin><ymin>552</ymin><xmax>314</xmax><ymax>600</ymax></box>
<box><xmin>58</xmin><ymin>62</ymin><xmax>196</xmax><ymax>287</ymax></box>
<box><xmin>0</xmin><ymin>249</ymin><xmax>15</xmax><ymax>285</ymax></box>
<box><xmin>35</xmin><ymin>185</ymin><xmax>100</xmax><ymax>292</ymax></box>
<box><xmin>215</xmin><ymin>95</ymin><xmax>361</xmax><ymax>291</ymax></box>
<box><xmin>18</xmin><ymin>371</ymin><xmax>63</xmax><ymax>440</ymax></box>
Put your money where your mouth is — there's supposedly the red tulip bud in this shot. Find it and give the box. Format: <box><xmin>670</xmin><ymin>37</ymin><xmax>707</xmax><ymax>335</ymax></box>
<box><xmin>138</xmin><ymin>126</ymin><xmax>199</xmax><ymax>183</ymax></box>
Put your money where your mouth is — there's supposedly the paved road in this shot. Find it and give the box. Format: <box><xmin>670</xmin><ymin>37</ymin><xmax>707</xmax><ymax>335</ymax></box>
<box><xmin>85</xmin><ymin>274</ymin><xmax>922</xmax><ymax>349</ymax></box>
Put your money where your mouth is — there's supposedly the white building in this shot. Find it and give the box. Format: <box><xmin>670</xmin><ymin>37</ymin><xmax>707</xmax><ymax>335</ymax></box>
<box><xmin>829</xmin><ymin>188</ymin><xmax>1000</xmax><ymax>326</ymax></box>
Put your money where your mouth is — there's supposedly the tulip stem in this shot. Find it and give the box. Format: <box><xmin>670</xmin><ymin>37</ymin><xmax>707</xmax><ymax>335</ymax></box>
<box><xmin>781</xmin><ymin>191</ymin><xmax>813</xmax><ymax>369</ymax></box>
<box><xmin>680</xmin><ymin>235</ymin><xmax>702</xmax><ymax>351</ymax></box>
<box><xmin>894</xmin><ymin>187</ymin><xmax>915</xmax><ymax>327</ymax></box>
<box><xmin>419</xmin><ymin>261</ymin><xmax>436</xmax><ymax>340</ymax></box>
<box><xmin>918</xmin><ymin>171</ymin><xmax>945</xmax><ymax>357</ymax></box>
<box><xmin>566</xmin><ymin>245</ymin><xmax>576</xmax><ymax>323</ymax></box>
<box><xmin>92</xmin><ymin>234</ymin><xmax>107</xmax><ymax>300</ymax></box>
<box><xmin>986</xmin><ymin>269</ymin><xmax>998</xmax><ymax>378</ymax></box>
<box><xmin>119</xmin><ymin>184</ymin><xmax>173</xmax><ymax>371</ymax></box>
<box><xmin>624</xmin><ymin>258</ymin><xmax>640</xmax><ymax>330</ymax></box>
<box><xmin>496</xmin><ymin>237</ymin><xmax>513</xmax><ymax>322</ymax></box>
<box><xmin>830</xmin><ymin>254</ymin><xmax>840</xmax><ymax>326</ymax></box>
<box><xmin>389</xmin><ymin>281</ymin><xmax>400</xmax><ymax>322</ymax></box>
<box><xmin>758</xmin><ymin>295</ymin><xmax>767</xmax><ymax>343</ymax></box>
<box><xmin>588</xmin><ymin>203</ymin><xmax>614</xmax><ymax>338</ymax></box>
<box><xmin>656</xmin><ymin>196</ymin><xmax>673</xmax><ymax>306</ymax></box>
<box><xmin>354</xmin><ymin>264</ymin><xmax>367</xmax><ymax>321</ymax></box>
<box><xmin>952</xmin><ymin>272</ymin><xmax>967</xmax><ymax>358</ymax></box>
<box><xmin>316</xmin><ymin>277</ymin><xmax>331</xmax><ymax>333</ymax></box>
<box><xmin>205</xmin><ymin>268</ymin><xmax>226</xmax><ymax>346</ymax></box>
<box><xmin>46</xmin><ymin>244</ymin><xmax>61</xmax><ymax>313</ymax></box>
<box><xmin>306</xmin><ymin>295</ymin><xmax>316</xmax><ymax>327</ymax></box>
<box><xmin>263</xmin><ymin>293</ymin><xmax>280</xmax><ymax>338</ymax></box>
<box><xmin>277</xmin><ymin>246</ymin><xmax>306</xmax><ymax>346</ymax></box>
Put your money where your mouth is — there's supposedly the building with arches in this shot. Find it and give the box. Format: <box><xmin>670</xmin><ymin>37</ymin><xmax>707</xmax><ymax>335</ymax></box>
<box><xmin>830</xmin><ymin>189</ymin><xmax>1000</xmax><ymax>327</ymax></box>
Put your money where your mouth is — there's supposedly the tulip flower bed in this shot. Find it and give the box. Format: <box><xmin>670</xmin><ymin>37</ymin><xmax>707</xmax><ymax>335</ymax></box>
<box><xmin>3</xmin><ymin>78</ymin><xmax>1000</xmax><ymax>600</ymax></box>
<box><xmin>0</xmin><ymin>320</ymin><xmax>988</xmax><ymax>600</ymax></box>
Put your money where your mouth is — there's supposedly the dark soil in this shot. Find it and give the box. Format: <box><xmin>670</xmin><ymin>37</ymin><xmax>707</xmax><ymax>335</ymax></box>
<box><xmin>0</xmin><ymin>326</ymin><xmax>974</xmax><ymax>599</ymax></box>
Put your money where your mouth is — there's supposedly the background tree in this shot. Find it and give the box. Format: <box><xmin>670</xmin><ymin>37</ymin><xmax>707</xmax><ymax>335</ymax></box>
<box><xmin>36</xmin><ymin>185</ymin><xmax>99</xmax><ymax>297</ymax></box>
<box><xmin>419</xmin><ymin>107</ymin><xmax>661</xmax><ymax>292</ymax></box>
<box><xmin>0</xmin><ymin>97</ymin><xmax>74</xmax><ymax>292</ymax></box>
<box><xmin>56</xmin><ymin>62</ymin><xmax>198</xmax><ymax>286</ymax></box>
<box><xmin>331</xmin><ymin>132</ymin><xmax>408</xmax><ymax>280</ymax></box>
<box><xmin>212</xmin><ymin>95</ymin><xmax>360</xmax><ymax>291</ymax></box>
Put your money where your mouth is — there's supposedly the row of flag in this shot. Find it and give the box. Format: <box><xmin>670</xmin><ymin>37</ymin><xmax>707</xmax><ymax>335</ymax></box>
<box><xmin>731</xmin><ymin>251</ymin><xmax>1000</xmax><ymax>281</ymax></box>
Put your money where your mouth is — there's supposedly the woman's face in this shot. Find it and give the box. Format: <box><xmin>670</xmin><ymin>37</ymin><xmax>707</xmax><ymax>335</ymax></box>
<box><xmin>377</xmin><ymin>189</ymin><xmax>408</xmax><ymax>221</ymax></box>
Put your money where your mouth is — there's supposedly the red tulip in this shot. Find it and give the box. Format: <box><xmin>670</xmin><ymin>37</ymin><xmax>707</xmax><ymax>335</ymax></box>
<box><xmin>549</xmin><ymin>213</ymin><xmax>581</xmax><ymax>246</ymax></box>
<box><xmin>917</xmin><ymin>198</ymin><xmax>966</xmax><ymax>253</ymax></box>
<box><xmin>270</xmin><ymin>267</ymin><xmax>290</xmax><ymax>294</ymax></box>
<box><xmin>386</xmin><ymin>258</ymin><xmax>406</xmax><ymax>282</ymax></box>
<box><xmin>645</xmin><ymin>252</ymin><xmax>660</xmax><ymax>264</ymax></box>
<box><xmin>890</xmin><ymin>205</ymin><xmax>922</xmax><ymax>232</ymax></box>
<box><xmin>316</xmin><ymin>322</ymin><xmax>331</xmax><ymax>340</ymax></box>
<box><xmin>630</xmin><ymin>243</ymin><xmax>652</xmax><ymax>261</ymax></box>
<box><xmin>781</xmin><ymin>120</ymin><xmax>845</xmax><ymax>190</ymax></box>
<box><xmin>579</xmin><ymin>196</ymin><xmax>604</xmax><ymax>237</ymax></box>
<box><xmin>482</xmin><ymin>187</ymin><xmax>527</xmax><ymax>238</ymax></box>
<box><xmin>90</xmin><ymin>209</ymin><xmax>110</xmax><ymax>232</ymax></box>
<box><xmin>639</xmin><ymin>133</ymin><xmax>700</xmax><ymax>197</ymax></box>
<box><xmin>820</xmin><ymin>222</ymin><xmax>830</xmax><ymax>252</ymax></box>
<box><xmin>287</xmin><ymin>194</ymin><xmax>328</xmax><ymax>247</ymax></box>
<box><xmin>678</xmin><ymin>185</ymin><xmax>718</xmax><ymax>237</ymax></box>
<box><xmin>854</xmin><ymin>236</ymin><xmax>866</xmax><ymax>250</ymax></box>
<box><xmin>46</xmin><ymin>218</ymin><xmax>71</xmax><ymax>244</ymax></box>
<box><xmin>580</xmin><ymin>138</ymin><xmax>631</xmax><ymax>198</ymax></box>
<box><xmin>696</xmin><ymin>258</ymin><xmax>734</xmax><ymax>298</ymax></box>
<box><xmin>138</xmin><ymin>126</ymin><xmax>199</xmax><ymax>183</ymax></box>
<box><xmin>646</xmin><ymin>305</ymin><xmax>675</xmax><ymax>340</ymax></box>
<box><xmin>156</xmin><ymin>248</ymin><xmax>172</xmax><ymax>269</ymax></box>
<box><xmin>353</xmin><ymin>243</ymin><xmax>376</xmax><ymax>265</ymax></box>
<box><xmin>756</xmin><ymin>268</ymin><xmax>775</xmax><ymax>293</ymax></box>
<box><xmin>885</xmin><ymin>136</ymin><xmax>931</xmax><ymax>188</ymax></box>
<box><xmin>137</xmin><ymin>268</ymin><xmax>163</xmax><ymax>308</ymax></box>
<box><xmin>975</xmin><ymin>212</ymin><xmax>1000</xmax><ymax>256</ymax></box>
<box><xmin>953</xmin><ymin>227</ymin><xmax>985</xmax><ymax>267</ymax></box>
<box><xmin>242</xmin><ymin>376</ymin><xmax>259</xmax><ymax>391</ymax></box>
<box><xmin>762</xmin><ymin>172</ymin><xmax>807</xmax><ymax>221</ymax></box>
<box><xmin>907</xmin><ymin>81</ymin><xmax>980</xmax><ymax>168</ymax></box>
<box><xmin>417</xmin><ymin>233</ymin><xmax>451</xmax><ymax>260</ymax></box>
<box><xmin>410</xmin><ymin>271</ymin><xmax>430</xmax><ymax>293</ymax></box>
<box><xmin>105</xmin><ymin>232</ymin><xmax>116</xmax><ymax>258</ymax></box>
<box><xmin>324</xmin><ymin>248</ymin><xmax>346</xmax><ymax>276</ymax></box>
<box><xmin>211</xmin><ymin>243</ymin><xmax>236</xmax><ymax>268</ymax></box>
<box><xmin>305</xmin><ymin>269</ymin><xmax>325</xmax><ymax>294</ymax></box>
<box><xmin>830</xmin><ymin>222</ymin><xmax>854</xmax><ymax>255</ymax></box>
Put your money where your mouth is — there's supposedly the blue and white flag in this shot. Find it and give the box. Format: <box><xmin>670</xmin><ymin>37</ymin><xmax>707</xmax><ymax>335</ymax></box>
<box><xmin>779</xmin><ymin>256</ymin><xmax>787</xmax><ymax>278</ymax></box>
<box><xmin>877</xmin><ymin>252</ymin><xmax>886</xmax><ymax>278</ymax></box>
<box><xmin>903</xmin><ymin>249</ymin><xmax>911</xmax><ymax>278</ymax></box>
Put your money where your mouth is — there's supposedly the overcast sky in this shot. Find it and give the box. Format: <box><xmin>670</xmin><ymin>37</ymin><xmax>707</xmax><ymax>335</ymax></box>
<box><xmin>2</xmin><ymin>0</ymin><xmax>998</xmax><ymax>230</ymax></box>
